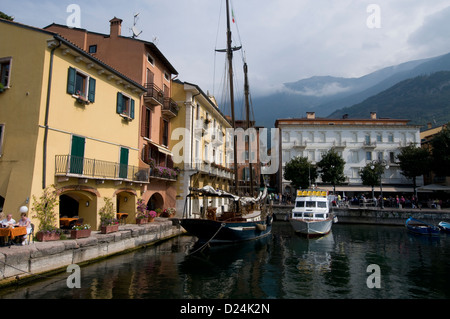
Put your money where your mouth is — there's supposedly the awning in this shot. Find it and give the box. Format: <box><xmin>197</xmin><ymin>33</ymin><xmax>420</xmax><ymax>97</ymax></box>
<box><xmin>147</xmin><ymin>139</ymin><xmax>173</xmax><ymax>156</ymax></box>
<box><xmin>320</xmin><ymin>185</ymin><xmax>414</xmax><ymax>193</ymax></box>
<box><xmin>417</xmin><ymin>184</ymin><xmax>450</xmax><ymax>192</ymax></box>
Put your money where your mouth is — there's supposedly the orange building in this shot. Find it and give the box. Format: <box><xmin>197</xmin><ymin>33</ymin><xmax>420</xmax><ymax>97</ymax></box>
<box><xmin>45</xmin><ymin>17</ymin><xmax>179</xmax><ymax>212</ymax></box>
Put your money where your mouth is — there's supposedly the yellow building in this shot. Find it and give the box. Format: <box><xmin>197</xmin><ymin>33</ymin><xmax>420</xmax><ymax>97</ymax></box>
<box><xmin>0</xmin><ymin>19</ymin><xmax>146</xmax><ymax>230</ymax></box>
<box><xmin>171</xmin><ymin>80</ymin><xmax>234</xmax><ymax>217</ymax></box>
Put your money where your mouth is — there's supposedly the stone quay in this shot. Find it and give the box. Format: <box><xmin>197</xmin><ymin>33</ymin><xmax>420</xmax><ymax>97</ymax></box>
<box><xmin>0</xmin><ymin>218</ymin><xmax>185</xmax><ymax>288</ymax></box>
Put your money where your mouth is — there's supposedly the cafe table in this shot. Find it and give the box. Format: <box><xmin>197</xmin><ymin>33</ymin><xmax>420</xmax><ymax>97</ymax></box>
<box><xmin>0</xmin><ymin>226</ymin><xmax>27</xmax><ymax>246</ymax></box>
<box><xmin>116</xmin><ymin>213</ymin><xmax>128</xmax><ymax>224</ymax></box>
<box><xmin>59</xmin><ymin>217</ymin><xmax>79</xmax><ymax>228</ymax></box>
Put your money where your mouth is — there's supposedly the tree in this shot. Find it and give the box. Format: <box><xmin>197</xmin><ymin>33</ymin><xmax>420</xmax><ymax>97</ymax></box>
<box><xmin>283</xmin><ymin>156</ymin><xmax>317</xmax><ymax>190</ymax></box>
<box><xmin>0</xmin><ymin>11</ymin><xmax>14</xmax><ymax>21</ymax></box>
<box><xmin>359</xmin><ymin>162</ymin><xmax>384</xmax><ymax>199</ymax></box>
<box><xmin>317</xmin><ymin>149</ymin><xmax>346</xmax><ymax>194</ymax></box>
<box><xmin>430</xmin><ymin>123</ymin><xmax>450</xmax><ymax>177</ymax></box>
<box><xmin>397</xmin><ymin>143</ymin><xmax>431</xmax><ymax>200</ymax></box>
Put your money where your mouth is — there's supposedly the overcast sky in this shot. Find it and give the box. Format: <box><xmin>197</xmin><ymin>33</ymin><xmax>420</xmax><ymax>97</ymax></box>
<box><xmin>3</xmin><ymin>0</ymin><xmax>450</xmax><ymax>97</ymax></box>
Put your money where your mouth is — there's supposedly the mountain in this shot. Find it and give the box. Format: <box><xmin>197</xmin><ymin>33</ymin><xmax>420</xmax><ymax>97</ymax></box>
<box><xmin>252</xmin><ymin>52</ymin><xmax>450</xmax><ymax>128</ymax></box>
<box><xmin>327</xmin><ymin>71</ymin><xmax>450</xmax><ymax>126</ymax></box>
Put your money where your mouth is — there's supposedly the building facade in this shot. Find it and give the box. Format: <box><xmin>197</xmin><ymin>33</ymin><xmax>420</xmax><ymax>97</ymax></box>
<box><xmin>275</xmin><ymin>112</ymin><xmax>422</xmax><ymax>196</ymax></box>
<box><xmin>45</xmin><ymin>17</ymin><xmax>179</xmax><ymax>214</ymax></box>
<box><xmin>171</xmin><ymin>80</ymin><xmax>234</xmax><ymax>217</ymax></box>
<box><xmin>0</xmin><ymin>19</ymin><xmax>146</xmax><ymax>229</ymax></box>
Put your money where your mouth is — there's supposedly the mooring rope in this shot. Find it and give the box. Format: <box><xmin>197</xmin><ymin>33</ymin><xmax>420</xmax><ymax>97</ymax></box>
<box><xmin>186</xmin><ymin>222</ymin><xmax>226</xmax><ymax>256</ymax></box>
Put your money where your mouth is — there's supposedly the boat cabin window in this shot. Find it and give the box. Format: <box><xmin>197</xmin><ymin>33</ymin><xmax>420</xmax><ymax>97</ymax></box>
<box><xmin>315</xmin><ymin>213</ymin><xmax>324</xmax><ymax>218</ymax></box>
<box><xmin>293</xmin><ymin>212</ymin><xmax>302</xmax><ymax>217</ymax></box>
<box><xmin>296</xmin><ymin>201</ymin><xmax>305</xmax><ymax>208</ymax></box>
<box><xmin>306</xmin><ymin>201</ymin><xmax>315</xmax><ymax>208</ymax></box>
<box><xmin>317</xmin><ymin>202</ymin><xmax>327</xmax><ymax>208</ymax></box>
<box><xmin>304</xmin><ymin>212</ymin><xmax>313</xmax><ymax>218</ymax></box>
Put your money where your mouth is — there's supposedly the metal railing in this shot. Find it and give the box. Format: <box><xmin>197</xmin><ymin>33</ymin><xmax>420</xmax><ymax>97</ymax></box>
<box><xmin>144</xmin><ymin>83</ymin><xmax>164</xmax><ymax>105</ymax></box>
<box><xmin>162</xmin><ymin>97</ymin><xmax>179</xmax><ymax>117</ymax></box>
<box><xmin>55</xmin><ymin>155</ymin><xmax>149</xmax><ymax>182</ymax></box>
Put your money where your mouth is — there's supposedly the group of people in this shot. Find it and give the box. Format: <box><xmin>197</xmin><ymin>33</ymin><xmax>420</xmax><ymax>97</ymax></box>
<box><xmin>0</xmin><ymin>213</ymin><xmax>33</xmax><ymax>245</ymax></box>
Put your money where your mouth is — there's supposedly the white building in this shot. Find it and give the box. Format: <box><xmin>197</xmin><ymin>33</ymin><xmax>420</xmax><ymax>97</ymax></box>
<box><xmin>275</xmin><ymin>112</ymin><xmax>422</xmax><ymax>196</ymax></box>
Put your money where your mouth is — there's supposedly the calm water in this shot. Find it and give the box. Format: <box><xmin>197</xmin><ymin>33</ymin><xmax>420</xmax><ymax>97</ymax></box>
<box><xmin>1</xmin><ymin>222</ymin><xmax>450</xmax><ymax>299</ymax></box>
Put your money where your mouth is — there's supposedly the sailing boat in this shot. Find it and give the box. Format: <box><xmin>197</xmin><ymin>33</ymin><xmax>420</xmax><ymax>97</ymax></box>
<box><xmin>179</xmin><ymin>0</ymin><xmax>272</xmax><ymax>244</ymax></box>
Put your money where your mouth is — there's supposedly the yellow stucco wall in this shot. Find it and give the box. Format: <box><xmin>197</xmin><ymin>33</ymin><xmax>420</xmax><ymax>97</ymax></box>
<box><xmin>0</xmin><ymin>20</ymin><xmax>145</xmax><ymax>231</ymax></box>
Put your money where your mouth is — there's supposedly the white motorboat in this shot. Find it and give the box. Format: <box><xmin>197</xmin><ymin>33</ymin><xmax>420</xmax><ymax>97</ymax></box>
<box><xmin>289</xmin><ymin>189</ymin><xmax>336</xmax><ymax>238</ymax></box>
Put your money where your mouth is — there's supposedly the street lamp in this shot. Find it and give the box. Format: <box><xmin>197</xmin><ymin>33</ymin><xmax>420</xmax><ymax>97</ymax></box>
<box><xmin>370</xmin><ymin>160</ymin><xmax>389</xmax><ymax>209</ymax></box>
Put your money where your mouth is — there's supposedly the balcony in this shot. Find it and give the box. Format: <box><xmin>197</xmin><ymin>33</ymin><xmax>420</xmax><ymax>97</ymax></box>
<box><xmin>162</xmin><ymin>97</ymin><xmax>179</xmax><ymax>118</ymax></box>
<box><xmin>55</xmin><ymin>155</ymin><xmax>149</xmax><ymax>183</ymax></box>
<box><xmin>362</xmin><ymin>141</ymin><xmax>377</xmax><ymax>149</ymax></box>
<box><xmin>149</xmin><ymin>166</ymin><xmax>178</xmax><ymax>182</ymax></box>
<box><xmin>144</xmin><ymin>83</ymin><xmax>164</xmax><ymax>106</ymax></box>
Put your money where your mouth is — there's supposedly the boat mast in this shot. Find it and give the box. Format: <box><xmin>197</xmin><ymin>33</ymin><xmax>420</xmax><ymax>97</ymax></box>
<box><xmin>225</xmin><ymin>0</ymin><xmax>239</xmax><ymax>194</ymax></box>
<box><xmin>244</xmin><ymin>61</ymin><xmax>254</xmax><ymax>196</ymax></box>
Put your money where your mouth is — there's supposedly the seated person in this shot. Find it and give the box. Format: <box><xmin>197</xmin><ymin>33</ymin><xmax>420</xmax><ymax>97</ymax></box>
<box><xmin>1</xmin><ymin>214</ymin><xmax>16</xmax><ymax>227</ymax></box>
<box><xmin>15</xmin><ymin>213</ymin><xmax>32</xmax><ymax>245</ymax></box>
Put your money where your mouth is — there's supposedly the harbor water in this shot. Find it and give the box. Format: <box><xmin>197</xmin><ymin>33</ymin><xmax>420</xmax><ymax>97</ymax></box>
<box><xmin>1</xmin><ymin>221</ymin><xmax>449</xmax><ymax>300</ymax></box>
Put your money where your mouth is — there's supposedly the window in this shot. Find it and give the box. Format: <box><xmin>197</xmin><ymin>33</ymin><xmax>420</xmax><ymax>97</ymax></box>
<box><xmin>67</xmin><ymin>67</ymin><xmax>96</xmax><ymax>103</ymax></box>
<box><xmin>147</xmin><ymin>54</ymin><xmax>154</xmax><ymax>66</ymax></box>
<box><xmin>366</xmin><ymin>151</ymin><xmax>372</xmax><ymax>161</ymax></box>
<box><xmin>365</xmin><ymin>134</ymin><xmax>371</xmax><ymax>145</ymax></box>
<box><xmin>88</xmin><ymin>45</ymin><xmax>97</xmax><ymax>54</ymax></box>
<box><xmin>164</xmin><ymin>72</ymin><xmax>170</xmax><ymax>81</ymax></box>
<box><xmin>306</xmin><ymin>201</ymin><xmax>316</xmax><ymax>208</ymax></box>
<box><xmin>0</xmin><ymin>124</ymin><xmax>4</xmax><ymax>156</ymax></box>
<box><xmin>296</xmin><ymin>201</ymin><xmax>304</xmax><ymax>208</ymax></box>
<box><xmin>317</xmin><ymin>202</ymin><xmax>327</xmax><ymax>208</ymax></box>
<box><xmin>0</xmin><ymin>57</ymin><xmax>12</xmax><ymax>88</ymax></box>
<box><xmin>377</xmin><ymin>152</ymin><xmax>383</xmax><ymax>161</ymax></box>
<box><xmin>162</xmin><ymin>119</ymin><xmax>169</xmax><ymax>146</ymax></box>
<box><xmin>388</xmin><ymin>134</ymin><xmax>394</xmax><ymax>143</ymax></box>
<box><xmin>116</xmin><ymin>92</ymin><xmax>135</xmax><ymax>120</ymax></box>
<box><xmin>389</xmin><ymin>152</ymin><xmax>396</xmax><ymax>163</ymax></box>
<box><xmin>377</xmin><ymin>134</ymin><xmax>382</xmax><ymax>142</ymax></box>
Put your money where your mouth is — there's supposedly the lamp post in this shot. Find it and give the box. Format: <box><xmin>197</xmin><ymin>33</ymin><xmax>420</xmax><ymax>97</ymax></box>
<box><xmin>371</xmin><ymin>160</ymin><xmax>389</xmax><ymax>209</ymax></box>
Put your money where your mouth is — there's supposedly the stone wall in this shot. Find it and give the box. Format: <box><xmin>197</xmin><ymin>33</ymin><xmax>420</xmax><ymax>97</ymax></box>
<box><xmin>0</xmin><ymin>219</ymin><xmax>184</xmax><ymax>287</ymax></box>
<box><xmin>272</xmin><ymin>204</ymin><xmax>450</xmax><ymax>226</ymax></box>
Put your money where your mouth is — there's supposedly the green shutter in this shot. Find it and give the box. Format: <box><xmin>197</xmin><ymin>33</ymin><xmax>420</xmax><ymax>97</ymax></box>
<box><xmin>119</xmin><ymin>147</ymin><xmax>129</xmax><ymax>179</ymax></box>
<box><xmin>130</xmin><ymin>99</ymin><xmax>135</xmax><ymax>119</ymax></box>
<box><xmin>70</xmin><ymin>136</ymin><xmax>85</xmax><ymax>174</ymax></box>
<box><xmin>67</xmin><ymin>67</ymin><xmax>76</xmax><ymax>94</ymax></box>
<box><xmin>116</xmin><ymin>92</ymin><xmax>123</xmax><ymax>114</ymax></box>
<box><xmin>88</xmin><ymin>77</ymin><xmax>96</xmax><ymax>102</ymax></box>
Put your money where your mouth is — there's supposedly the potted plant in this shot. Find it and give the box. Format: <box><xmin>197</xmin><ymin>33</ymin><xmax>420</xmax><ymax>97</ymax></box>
<box><xmin>155</xmin><ymin>208</ymin><xmax>162</xmax><ymax>217</ymax></box>
<box><xmin>99</xmin><ymin>197</ymin><xmax>119</xmax><ymax>234</ymax></box>
<box><xmin>32</xmin><ymin>185</ymin><xmax>62</xmax><ymax>241</ymax></box>
<box><xmin>148</xmin><ymin>210</ymin><xmax>157</xmax><ymax>223</ymax></box>
<box><xmin>162</xmin><ymin>207</ymin><xmax>176</xmax><ymax>218</ymax></box>
<box><xmin>71</xmin><ymin>224</ymin><xmax>92</xmax><ymax>239</ymax></box>
<box><xmin>136</xmin><ymin>198</ymin><xmax>148</xmax><ymax>225</ymax></box>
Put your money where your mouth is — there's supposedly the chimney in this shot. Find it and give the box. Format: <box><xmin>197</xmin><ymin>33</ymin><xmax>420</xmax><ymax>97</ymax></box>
<box><xmin>109</xmin><ymin>17</ymin><xmax>123</xmax><ymax>37</ymax></box>
<box><xmin>370</xmin><ymin>112</ymin><xmax>377</xmax><ymax>119</ymax></box>
<box><xmin>306</xmin><ymin>112</ymin><xmax>316</xmax><ymax>119</ymax></box>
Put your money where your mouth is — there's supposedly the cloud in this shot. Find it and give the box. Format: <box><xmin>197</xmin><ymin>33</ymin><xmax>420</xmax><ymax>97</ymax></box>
<box><xmin>407</xmin><ymin>5</ymin><xmax>450</xmax><ymax>57</ymax></box>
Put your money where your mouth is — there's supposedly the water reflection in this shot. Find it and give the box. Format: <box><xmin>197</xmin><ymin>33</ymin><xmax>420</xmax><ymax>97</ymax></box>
<box><xmin>1</xmin><ymin>222</ymin><xmax>450</xmax><ymax>299</ymax></box>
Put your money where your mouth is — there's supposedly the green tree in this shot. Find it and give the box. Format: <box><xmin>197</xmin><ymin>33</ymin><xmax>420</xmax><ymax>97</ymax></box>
<box><xmin>0</xmin><ymin>11</ymin><xmax>14</xmax><ymax>21</ymax></box>
<box><xmin>430</xmin><ymin>123</ymin><xmax>450</xmax><ymax>177</ymax></box>
<box><xmin>397</xmin><ymin>143</ymin><xmax>431</xmax><ymax>199</ymax></box>
<box><xmin>317</xmin><ymin>149</ymin><xmax>346</xmax><ymax>194</ymax></box>
<box><xmin>359</xmin><ymin>162</ymin><xmax>384</xmax><ymax>199</ymax></box>
<box><xmin>283</xmin><ymin>156</ymin><xmax>317</xmax><ymax>190</ymax></box>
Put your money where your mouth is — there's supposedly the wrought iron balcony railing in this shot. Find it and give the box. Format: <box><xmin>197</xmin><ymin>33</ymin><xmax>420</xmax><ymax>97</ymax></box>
<box><xmin>144</xmin><ymin>83</ymin><xmax>164</xmax><ymax>106</ymax></box>
<box><xmin>55</xmin><ymin>155</ymin><xmax>149</xmax><ymax>183</ymax></box>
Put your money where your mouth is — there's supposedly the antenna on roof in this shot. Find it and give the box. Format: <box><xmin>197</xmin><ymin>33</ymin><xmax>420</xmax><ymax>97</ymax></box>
<box><xmin>131</xmin><ymin>12</ymin><xmax>142</xmax><ymax>38</ymax></box>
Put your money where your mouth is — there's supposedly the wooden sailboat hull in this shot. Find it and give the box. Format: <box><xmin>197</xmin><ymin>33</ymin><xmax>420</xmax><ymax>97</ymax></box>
<box><xmin>180</xmin><ymin>216</ymin><xmax>273</xmax><ymax>244</ymax></box>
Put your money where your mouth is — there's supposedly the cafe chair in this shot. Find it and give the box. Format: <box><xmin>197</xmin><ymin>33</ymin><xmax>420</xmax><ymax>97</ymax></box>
<box><xmin>28</xmin><ymin>223</ymin><xmax>35</xmax><ymax>245</ymax></box>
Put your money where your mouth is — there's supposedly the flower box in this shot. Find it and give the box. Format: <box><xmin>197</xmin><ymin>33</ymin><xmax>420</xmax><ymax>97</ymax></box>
<box><xmin>36</xmin><ymin>231</ymin><xmax>61</xmax><ymax>242</ymax></box>
<box><xmin>70</xmin><ymin>229</ymin><xmax>92</xmax><ymax>239</ymax></box>
<box><xmin>100</xmin><ymin>224</ymin><xmax>119</xmax><ymax>234</ymax></box>
<box><xmin>136</xmin><ymin>218</ymin><xmax>148</xmax><ymax>225</ymax></box>
<box><xmin>148</xmin><ymin>217</ymin><xmax>155</xmax><ymax>223</ymax></box>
